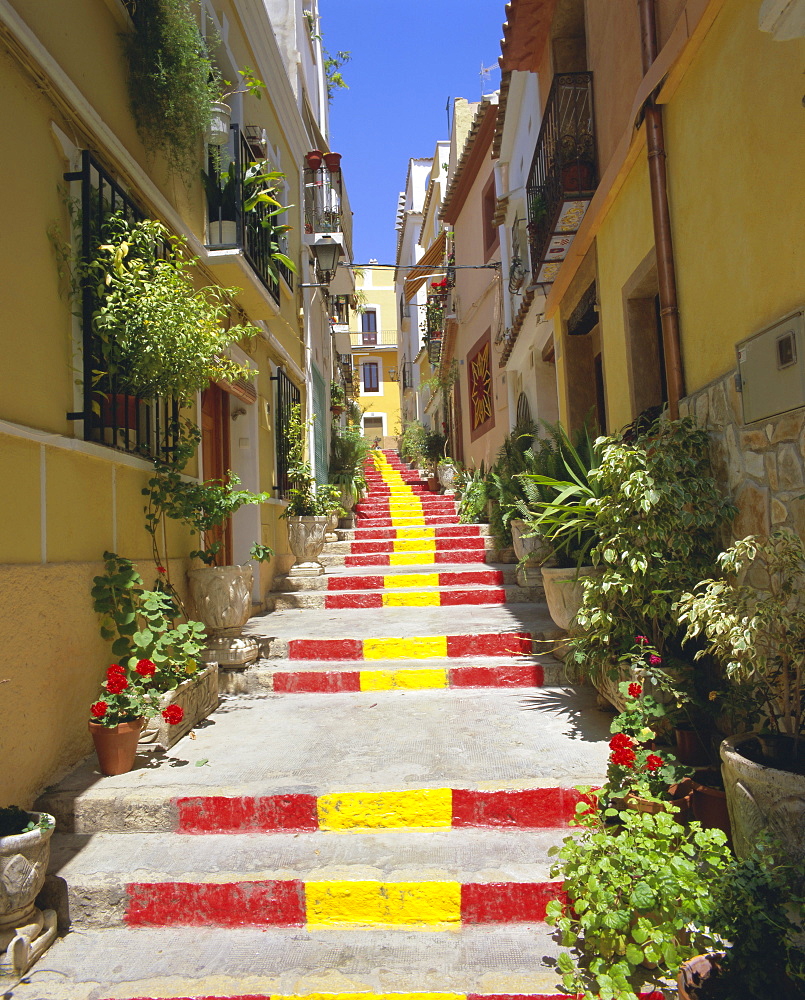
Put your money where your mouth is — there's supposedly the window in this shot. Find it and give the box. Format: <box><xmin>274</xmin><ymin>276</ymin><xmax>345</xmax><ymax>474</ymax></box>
<box><xmin>363</xmin><ymin>361</ymin><xmax>380</xmax><ymax>392</ymax></box>
<box><xmin>362</xmin><ymin>309</ymin><xmax>377</xmax><ymax>345</ymax></box>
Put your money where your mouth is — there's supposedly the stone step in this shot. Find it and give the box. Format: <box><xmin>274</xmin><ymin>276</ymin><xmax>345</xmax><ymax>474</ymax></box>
<box><xmin>37</xmin><ymin>687</ymin><xmax>608</xmax><ymax>833</ymax></box>
<box><xmin>44</xmin><ymin>827</ymin><xmax>563</xmax><ymax>929</ymax></box>
<box><xmin>352</xmin><ymin>515</ymin><xmax>465</xmax><ymax>528</ymax></box>
<box><xmin>226</xmin><ymin>655</ymin><xmax>564</xmax><ymax>694</ymax></box>
<box><xmin>348</xmin><ymin>537</ymin><xmax>487</xmax><ymax>555</ymax></box>
<box><xmin>321</xmin><ymin>550</ymin><xmax>509</xmax><ymax>568</ymax></box>
<box><xmin>272</xmin><ymin>565</ymin><xmax>513</xmax><ymax>592</ymax></box>
<box><xmin>266</xmin><ymin>584</ymin><xmax>538</xmax><ymax>611</ymax></box>
<box><xmin>256</xmin><ymin>631</ymin><xmax>536</xmax><ymax>661</ymax></box>
<box><xmin>6</xmin><ymin>924</ymin><xmax>585</xmax><ymax>1000</ymax></box>
<box><xmin>341</xmin><ymin>525</ymin><xmax>486</xmax><ymax>540</ymax></box>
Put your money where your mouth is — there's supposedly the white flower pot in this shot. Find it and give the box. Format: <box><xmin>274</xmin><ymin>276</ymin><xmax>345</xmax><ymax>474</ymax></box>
<box><xmin>510</xmin><ymin>518</ymin><xmax>554</xmax><ymax>565</ymax></box>
<box><xmin>207</xmin><ymin>101</ymin><xmax>232</xmax><ymax>146</ymax></box>
<box><xmin>540</xmin><ymin>565</ymin><xmax>602</xmax><ymax>631</ymax></box>
<box><xmin>286</xmin><ymin>516</ymin><xmax>328</xmax><ymax>577</ymax></box>
<box><xmin>187</xmin><ymin>564</ymin><xmax>258</xmax><ymax>668</ymax></box>
<box><xmin>325</xmin><ymin>512</ymin><xmax>339</xmax><ymax>543</ymax></box>
<box><xmin>207</xmin><ymin>219</ymin><xmax>237</xmax><ymax>246</ymax></box>
<box><xmin>437</xmin><ymin>463</ymin><xmax>457</xmax><ymax>494</ymax></box>
<box><xmin>0</xmin><ymin>813</ymin><xmax>57</xmax><ymax>977</ymax></box>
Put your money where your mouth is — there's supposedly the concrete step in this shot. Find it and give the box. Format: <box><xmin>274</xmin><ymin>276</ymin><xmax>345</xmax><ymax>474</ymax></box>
<box><xmin>266</xmin><ymin>584</ymin><xmax>539</xmax><ymax>611</ymax></box>
<box><xmin>224</xmin><ymin>654</ymin><xmax>564</xmax><ymax>694</ymax></box>
<box><xmin>272</xmin><ymin>565</ymin><xmax>514</xmax><ymax>592</ymax></box>
<box><xmin>339</xmin><ymin>525</ymin><xmax>486</xmax><ymax>540</ymax></box>
<box><xmin>7</xmin><ymin>924</ymin><xmax>580</xmax><ymax>1000</ymax></box>
<box><xmin>44</xmin><ymin>827</ymin><xmax>563</xmax><ymax>929</ymax></box>
<box><xmin>319</xmin><ymin>551</ymin><xmax>510</xmax><ymax>568</ymax></box>
<box><xmin>37</xmin><ymin>687</ymin><xmax>609</xmax><ymax>833</ymax></box>
<box><xmin>322</xmin><ymin>539</ymin><xmax>492</xmax><ymax>556</ymax></box>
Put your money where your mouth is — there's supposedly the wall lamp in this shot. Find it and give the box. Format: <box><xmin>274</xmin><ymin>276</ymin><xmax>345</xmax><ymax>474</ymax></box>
<box><xmin>300</xmin><ymin>235</ymin><xmax>342</xmax><ymax>288</ymax></box>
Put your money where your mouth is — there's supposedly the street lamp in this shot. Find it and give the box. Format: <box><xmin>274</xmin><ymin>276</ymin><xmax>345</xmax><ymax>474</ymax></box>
<box><xmin>311</xmin><ymin>235</ymin><xmax>340</xmax><ymax>284</ymax></box>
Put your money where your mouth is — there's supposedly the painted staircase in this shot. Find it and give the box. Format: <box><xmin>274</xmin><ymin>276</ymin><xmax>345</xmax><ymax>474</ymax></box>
<box><xmin>20</xmin><ymin>450</ymin><xmax>664</xmax><ymax>999</ymax></box>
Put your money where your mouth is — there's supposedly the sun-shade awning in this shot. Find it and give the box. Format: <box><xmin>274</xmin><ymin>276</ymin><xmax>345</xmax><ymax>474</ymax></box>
<box><xmin>403</xmin><ymin>232</ymin><xmax>447</xmax><ymax>302</ymax></box>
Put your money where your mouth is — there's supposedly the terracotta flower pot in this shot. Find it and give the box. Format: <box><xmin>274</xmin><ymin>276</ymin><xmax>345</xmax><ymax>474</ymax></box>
<box><xmin>100</xmin><ymin>393</ymin><xmax>138</xmax><ymax>430</ymax></box>
<box><xmin>88</xmin><ymin>718</ymin><xmax>145</xmax><ymax>776</ymax></box>
<box><xmin>675</xmin><ymin>725</ymin><xmax>712</xmax><ymax>767</ymax></box>
<box><xmin>306</xmin><ymin>149</ymin><xmax>323</xmax><ymax>170</ymax></box>
<box><xmin>691</xmin><ymin>767</ymin><xmax>731</xmax><ymax>840</ymax></box>
<box><xmin>324</xmin><ymin>151</ymin><xmax>342</xmax><ymax>171</ymax></box>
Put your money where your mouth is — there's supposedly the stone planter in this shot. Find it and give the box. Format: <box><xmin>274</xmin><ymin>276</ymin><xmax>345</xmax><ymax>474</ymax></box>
<box><xmin>138</xmin><ymin>663</ymin><xmax>219</xmax><ymax>750</ymax></box>
<box><xmin>511</xmin><ymin>518</ymin><xmax>554</xmax><ymax>587</ymax></box>
<box><xmin>187</xmin><ymin>564</ymin><xmax>258</xmax><ymax>668</ymax></box>
<box><xmin>0</xmin><ymin>812</ymin><xmax>57</xmax><ymax>978</ymax></box>
<box><xmin>437</xmin><ymin>463</ymin><xmax>457</xmax><ymax>494</ymax></box>
<box><xmin>339</xmin><ymin>486</ymin><xmax>356</xmax><ymax>513</ymax></box>
<box><xmin>325</xmin><ymin>512</ymin><xmax>339</xmax><ymax>543</ymax></box>
<box><xmin>286</xmin><ymin>515</ymin><xmax>328</xmax><ymax>577</ymax></box>
<box><xmin>540</xmin><ymin>565</ymin><xmax>602</xmax><ymax>631</ymax></box>
<box><xmin>720</xmin><ymin>733</ymin><xmax>805</xmax><ymax>862</ymax></box>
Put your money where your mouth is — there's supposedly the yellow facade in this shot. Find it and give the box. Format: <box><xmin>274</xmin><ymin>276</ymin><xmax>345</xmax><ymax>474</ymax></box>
<box><xmin>0</xmin><ymin>0</ymin><xmax>329</xmax><ymax>805</ymax></box>
<box><xmin>350</xmin><ymin>266</ymin><xmax>402</xmax><ymax>447</ymax></box>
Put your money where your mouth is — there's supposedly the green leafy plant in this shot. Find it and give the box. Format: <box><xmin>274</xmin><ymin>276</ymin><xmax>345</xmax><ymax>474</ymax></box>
<box><xmin>455</xmin><ymin>463</ymin><xmax>489</xmax><ymax>525</ymax></box>
<box><xmin>547</xmin><ymin>800</ymin><xmax>731</xmax><ymax>1000</ymax></box>
<box><xmin>323</xmin><ymin>49</ymin><xmax>351</xmax><ymax>100</ymax></box>
<box><xmin>89</xmin><ymin>216</ymin><xmax>260</xmax><ymax>402</ymax></box>
<box><xmin>330</xmin><ymin>380</ymin><xmax>346</xmax><ymax>408</ymax></box>
<box><xmin>217</xmin><ymin>65</ymin><xmax>265</xmax><ymax>103</ymax></box>
<box><xmin>571</xmin><ymin>417</ymin><xmax>736</xmax><ymax>687</ymax></box>
<box><xmin>124</xmin><ymin>0</ymin><xmax>219</xmax><ymax>177</ymax></box>
<box><xmin>399</xmin><ymin>420</ymin><xmax>428</xmax><ymax>467</ymax></box>
<box><xmin>676</xmin><ymin>530</ymin><xmax>805</xmax><ymax>740</ymax></box>
<box><xmin>281</xmin><ymin>403</ymin><xmax>318</xmax><ymax>517</ymax></box>
<box><xmin>704</xmin><ymin>835</ymin><xmax>805</xmax><ymax>998</ymax></box>
<box><xmin>91</xmin><ymin>551</ymin><xmax>206</xmax><ymax>690</ymax></box>
<box><xmin>314</xmin><ymin>482</ymin><xmax>342</xmax><ymax>516</ymax></box>
<box><xmin>0</xmin><ymin>807</ymin><xmax>53</xmax><ymax>837</ymax></box>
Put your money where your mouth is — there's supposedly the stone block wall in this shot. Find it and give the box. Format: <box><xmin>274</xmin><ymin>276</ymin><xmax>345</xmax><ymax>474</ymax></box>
<box><xmin>680</xmin><ymin>372</ymin><xmax>805</xmax><ymax>542</ymax></box>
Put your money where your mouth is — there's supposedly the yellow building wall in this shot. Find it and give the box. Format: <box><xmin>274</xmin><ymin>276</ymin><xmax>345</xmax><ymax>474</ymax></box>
<box><xmin>351</xmin><ymin>268</ymin><xmax>402</xmax><ymax>446</ymax></box>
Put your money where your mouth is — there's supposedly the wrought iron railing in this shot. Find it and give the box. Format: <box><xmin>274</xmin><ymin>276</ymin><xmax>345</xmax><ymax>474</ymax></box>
<box><xmin>402</xmin><ymin>362</ymin><xmax>414</xmax><ymax>390</ymax></box>
<box><xmin>304</xmin><ymin>165</ymin><xmax>343</xmax><ymax>234</ymax></box>
<box><xmin>525</xmin><ymin>72</ymin><xmax>597</xmax><ymax>278</ymax></box>
<box><xmin>271</xmin><ymin>367</ymin><xmax>301</xmax><ymax>499</ymax></box>
<box><xmin>64</xmin><ymin>151</ymin><xmax>180</xmax><ymax>461</ymax></box>
<box><xmin>350</xmin><ymin>330</ymin><xmax>399</xmax><ymax>347</ymax></box>
<box><xmin>206</xmin><ymin>125</ymin><xmax>295</xmax><ymax>302</ymax></box>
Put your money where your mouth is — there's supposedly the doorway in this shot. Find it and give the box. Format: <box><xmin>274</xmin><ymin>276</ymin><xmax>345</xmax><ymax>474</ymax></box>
<box><xmin>201</xmin><ymin>385</ymin><xmax>232</xmax><ymax>565</ymax></box>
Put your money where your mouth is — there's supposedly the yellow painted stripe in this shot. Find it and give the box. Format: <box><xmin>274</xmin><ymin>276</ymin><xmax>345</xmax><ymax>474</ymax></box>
<box><xmin>394</xmin><ymin>527</ymin><xmax>435</xmax><ymax>539</ymax></box>
<box><xmin>271</xmin><ymin>993</ymin><xmax>464</xmax><ymax>1000</ymax></box>
<box><xmin>389</xmin><ymin>551</ymin><xmax>434</xmax><ymax>565</ymax></box>
<box><xmin>382</xmin><ymin>591</ymin><xmax>440</xmax><ymax>607</ymax></box>
<box><xmin>317</xmin><ymin>788</ymin><xmax>452</xmax><ymax>830</ymax></box>
<box><xmin>305</xmin><ymin>880</ymin><xmax>462</xmax><ymax>927</ymax></box>
<box><xmin>363</xmin><ymin>636</ymin><xmax>448</xmax><ymax>660</ymax></box>
<box><xmin>393</xmin><ymin>539</ymin><xmax>436</xmax><ymax>552</ymax></box>
<box><xmin>385</xmin><ymin>573</ymin><xmax>439</xmax><ymax>588</ymax></box>
<box><xmin>360</xmin><ymin>668</ymin><xmax>449</xmax><ymax>691</ymax></box>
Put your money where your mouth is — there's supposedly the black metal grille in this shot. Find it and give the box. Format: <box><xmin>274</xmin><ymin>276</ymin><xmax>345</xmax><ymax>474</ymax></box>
<box><xmin>303</xmin><ymin>165</ymin><xmax>343</xmax><ymax>233</ymax></box>
<box><xmin>525</xmin><ymin>73</ymin><xmax>597</xmax><ymax>281</ymax></box>
<box><xmin>272</xmin><ymin>367</ymin><xmax>301</xmax><ymax>499</ymax></box>
<box><xmin>402</xmin><ymin>362</ymin><xmax>414</xmax><ymax>390</ymax></box>
<box><xmin>206</xmin><ymin>125</ymin><xmax>294</xmax><ymax>302</ymax></box>
<box><xmin>64</xmin><ymin>151</ymin><xmax>179</xmax><ymax>461</ymax></box>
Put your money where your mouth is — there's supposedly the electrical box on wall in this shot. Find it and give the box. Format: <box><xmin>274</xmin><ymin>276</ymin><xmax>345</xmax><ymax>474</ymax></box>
<box><xmin>736</xmin><ymin>308</ymin><xmax>805</xmax><ymax>424</ymax></box>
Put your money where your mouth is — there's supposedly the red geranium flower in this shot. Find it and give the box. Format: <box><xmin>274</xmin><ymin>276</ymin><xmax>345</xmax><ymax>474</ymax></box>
<box><xmin>609</xmin><ymin>733</ymin><xmax>633</xmax><ymax>750</ymax></box>
<box><xmin>107</xmin><ymin>664</ymin><xmax>125</xmax><ymax>681</ymax></box>
<box><xmin>648</xmin><ymin>654</ymin><xmax>662</xmax><ymax>666</ymax></box>
<box><xmin>157</xmin><ymin>566</ymin><xmax>166</xmax><ymax>574</ymax></box>
<box><xmin>646</xmin><ymin>754</ymin><xmax>664</xmax><ymax>772</ymax></box>
<box><xmin>612</xmin><ymin>747</ymin><xmax>636</xmax><ymax>768</ymax></box>
<box><xmin>106</xmin><ymin>674</ymin><xmax>128</xmax><ymax>694</ymax></box>
<box><xmin>135</xmin><ymin>659</ymin><xmax>156</xmax><ymax>677</ymax></box>
<box><xmin>162</xmin><ymin>704</ymin><xmax>184</xmax><ymax>725</ymax></box>
<box><xmin>628</xmin><ymin>682</ymin><xmax>643</xmax><ymax>698</ymax></box>
<box><xmin>90</xmin><ymin>701</ymin><xmax>108</xmax><ymax>718</ymax></box>
<box><xmin>635</xmin><ymin>635</ymin><xmax>649</xmax><ymax>645</ymax></box>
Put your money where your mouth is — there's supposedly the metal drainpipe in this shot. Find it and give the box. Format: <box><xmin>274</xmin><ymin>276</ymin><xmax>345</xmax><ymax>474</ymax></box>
<box><xmin>638</xmin><ymin>0</ymin><xmax>685</xmax><ymax>420</ymax></box>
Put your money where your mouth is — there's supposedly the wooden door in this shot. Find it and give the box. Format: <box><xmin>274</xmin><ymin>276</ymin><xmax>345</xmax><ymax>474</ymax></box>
<box><xmin>201</xmin><ymin>385</ymin><xmax>232</xmax><ymax>565</ymax></box>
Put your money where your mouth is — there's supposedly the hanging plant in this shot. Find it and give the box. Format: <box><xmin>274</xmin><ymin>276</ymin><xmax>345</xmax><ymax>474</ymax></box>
<box><xmin>124</xmin><ymin>0</ymin><xmax>219</xmax><ymax>178</ymax></box>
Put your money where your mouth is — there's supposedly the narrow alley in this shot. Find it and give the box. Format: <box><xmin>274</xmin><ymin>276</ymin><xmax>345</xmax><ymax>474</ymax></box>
<box><xmin>12</xmin><ymin>451</ymin><xmax>611</xmax><ymax>999</ymax></box>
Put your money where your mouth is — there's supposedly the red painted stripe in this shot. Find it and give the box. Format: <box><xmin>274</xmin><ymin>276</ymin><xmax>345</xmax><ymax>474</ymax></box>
<box><xmin>345</xmin><ymin>554</ymin><xmax>392</xmax><ymax>566</ymax></box>
<box><xmin>436</xmin><ymin>550</ymin><xmax>488</xmax><ymax>563</ymax></box>
<box><xmin>287</xmin><ymin>638</ymin><xmax>363</xmax><ymax>660</ymax></box>
<box><xmin>440</xmin><ymin>570</ymin><xmax>503</xmax><ymax>585</ymax></box>
<box><xmin>125</xmin><ymin>879</ymin><xmax>306</xmax><ymax>927</ymax></box>
<box><xmin>450</xmin><ymin>664</ymin><xmax>545</xmax><ymax>688</ymax></box>
<box><xmin>327</xmin><ymin>574</ymin><xmax>383</xmax><ymax>590</ymax></box>
<box><xmin>441</xmin><ymin>588</ymin><xmax>506</xmax><ymax>606</ymax></box>
<box><xmin>447</xmin><ymin>632</ymin><xmax>533</xmax><ymax>656</ymax></box>
<box><xmin>273</xmin><ymin>671</ymin><xmax>362</xmax><ymax>693</ymax></box>
<box><xmin>325</xmin><ymin>592</ymin><xmax>384</xmax><ymax>609</ymax></box>
<box><xmin>110</xmin><ymin>995</ymin><xmax>272</xmax><ymax>999</ymax></box>
<box><xmin>460</xmin><ymin>881</ymin><xmax>564</xmax><ymax>923</ymax></box>
<box><xmin>176</xmin><ymin>795</ymin><xmax>318</xmax><ymax>833</ymax></box>
<box><xmin>452</xmin><ymin>788</ymin><xmax>585</xmax><ymax>828</ymax></box>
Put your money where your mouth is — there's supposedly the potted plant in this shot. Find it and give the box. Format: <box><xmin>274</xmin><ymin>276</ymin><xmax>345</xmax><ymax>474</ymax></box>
<box><xmin>208</xmin><ymin>66</ymin><xmax>266</xmax><ymax>146</ymax></box>
<box><xmin>89</xmin><ymin>217</ymin><xmax>261</xmax><ymax>404</ymax></box>
<box><xmin>547</xmin><ymin>798</ymin><xmax>731</xmax><ymax>1000</ymax></box>
<box><xmin>203</xmin><ymin>162</ymin><xmax>238</xmax><ymax>244</ymax></box>
<box><xmin>677</xmin><ymin>530</ymin><xmax>805</xmax><ymax>863</ymax></box>
<box><xmin>91</xmin><ymin>551</ymin><xmax>215</xmax><ymax>749</ymax></box>
<box><xmin>437</xmin><ymin>455</ymin><xmax>459</xmax><ymax>494</ymax></box>
<box><xmin>281</xmin><ymin>404</ymin><xmax>329</xmax><ymax>577</ymax></box>
<box><xmin>315</xmin><ymin>482</ymin><xmax>343</xmax><ymax>542</ymax></box>
<box><xmin>330</xmin><ymin>379</ymin><xmax>346</xmax><ymax>415</ymax></box>
<box><xmin>423</xmin><ymin>431</ymin><xmax>446</xmax><ymax>491</ymax></box>
<box><xmin>330</xmin><ymin>423</ymin><xmax>369</xmax><ymax>520</ymax></box>
<box><xmin>143</xmin><ymin>424</ymin><xmax>273</xmax><ymax>668</ymax></box>
<box><xmin>0</xmin><ymin>807</ymin><xmax>57</xmax><ymax>977</ymax></box>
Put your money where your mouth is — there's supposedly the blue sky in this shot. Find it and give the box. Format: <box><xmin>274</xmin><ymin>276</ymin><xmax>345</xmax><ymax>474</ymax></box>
<box><xmin>320</xmin><ymin>0</ymin><xmax>505</xmax><ymax>265</ymax></box>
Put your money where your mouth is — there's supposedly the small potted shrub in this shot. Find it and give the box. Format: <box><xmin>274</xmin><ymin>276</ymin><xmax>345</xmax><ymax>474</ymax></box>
<box><xmin>0</xmin><ymin>807</ymin><xmax>57</xmax><ymax>976</ymax></box>
<box><xmin>677</xmin><ymin>529</ymin><xmax>805</xmax><ymax>863</ymax></box>
<box><xmin>330</xmin><ymin>379</ymin><xmax>346</xmax><ymax>416</ymax></box>
<box><xmin>315</xmin><ymin>482</ymin><xmax>343</xmax><ymax>542</ymax></box>
<box><xmin>281</xmin><ymin>404</ymin><xmax>328</xmax><ymax>576</ymax></box>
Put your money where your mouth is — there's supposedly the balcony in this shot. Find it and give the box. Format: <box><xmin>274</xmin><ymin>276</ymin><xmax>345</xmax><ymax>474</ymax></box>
<box><xmin>303</xmin><ymin>162</ymin><xmax>354</xmax><ymax>294</ymax></box>
<box><xmin>205</xmin><ymin>125</ymin><xmax>295</xmax><ymax>304</ymax></box>
<box><xmin>350</xmin><ymin>330</ymin><xmax>399</xmax><ymax>348</ymax></box>
<box><xmin>402</xmin><ymin>361</ymin><xmax>414</xmax><ymax>390</ymax></box>
<box><xmin>526</xmin><ymin>72</ymin><xmax>598</xmax><ymax>286</ymax></box>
